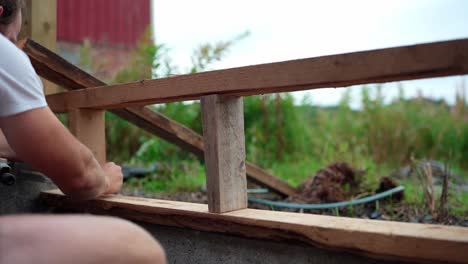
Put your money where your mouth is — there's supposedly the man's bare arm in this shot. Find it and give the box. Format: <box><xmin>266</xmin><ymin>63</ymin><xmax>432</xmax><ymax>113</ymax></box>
<box><xmin>0</xmin><ymin>107</ymin><xmax>122</xmax><ymax>199</ymax></box>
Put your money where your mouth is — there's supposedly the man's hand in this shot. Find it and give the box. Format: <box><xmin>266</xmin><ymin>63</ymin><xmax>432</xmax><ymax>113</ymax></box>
<box><xmin>102</xmin><ymin>162</ymin><xmax>123</xmax><ymax>195</ymax></box>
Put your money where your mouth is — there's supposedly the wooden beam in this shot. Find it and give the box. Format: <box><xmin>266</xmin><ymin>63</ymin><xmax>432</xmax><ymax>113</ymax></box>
<box><xmin>19</xmin><ymin>0</ymin><xmax>58</xmax><ymax>95</ymax></box>
<box><xmin>201</xmin><ymin>95</ymin><xmax>247</xmax><ymax>213</ymax></box>
<box><xmin>41</xmin><ymin>189</ymin><xmax>468</xmax><ymax>264</ymax></box>
<box><xmin>69</xmin><ymin>109</ymin><xmax>106</xmax><ymax>164</ymax></box>
<box><xmin>19</xmin><ymin>38</ymin><xmax>297</xmax><ymax>197</ymax></box>
<box><xmin>45</xmin><ymin>38</ymin><xmax>468</xmax><ymax>112</ymax></box>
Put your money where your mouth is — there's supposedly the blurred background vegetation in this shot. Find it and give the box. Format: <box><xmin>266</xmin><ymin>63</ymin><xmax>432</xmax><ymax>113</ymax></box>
<box><xmin>78</xmin><ymin>29</ymin><xmax>467</xmax><ymax>218</ymax></box>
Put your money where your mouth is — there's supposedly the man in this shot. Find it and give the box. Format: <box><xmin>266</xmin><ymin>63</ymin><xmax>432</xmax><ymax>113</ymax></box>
<box><xmin>0</xmin><ymin>1</ymin><xmax>166</xmax><ymax>263</ymax></box>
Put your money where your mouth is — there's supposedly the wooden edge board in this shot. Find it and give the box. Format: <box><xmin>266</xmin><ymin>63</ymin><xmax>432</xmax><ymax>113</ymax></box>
<box><xmin>41</xmin><ymin>189</ymin><xmax>468</xmax><ymax>264</ymax></box>
<box><xmin>19</xmin><ymin>38</ymin><xmax>298</xmax><ymax>197</ymax></box>
<box><xmin>45</xmin><ymin>38</ymin><xmax>468</xmax><ymax>112</ymax></box>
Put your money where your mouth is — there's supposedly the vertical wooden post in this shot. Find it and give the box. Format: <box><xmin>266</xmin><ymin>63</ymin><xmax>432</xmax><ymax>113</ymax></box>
<box><xmin>20</xmin><ymin>0</ymin><xmax>58</xmax><ymax>95</ymax></box>
<box><xmin>201</xmin><ymin>95</ymin><xmax>247</xmax><ymax>213</ymax></box>
<box><xmin>69</xmin><ymin>109</ymin><xmax>106</xmax><ymax>164</ymax></box>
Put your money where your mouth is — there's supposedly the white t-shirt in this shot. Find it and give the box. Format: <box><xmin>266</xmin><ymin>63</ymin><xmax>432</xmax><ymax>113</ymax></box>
<box><xmin>0</xmin><ymin>34</ymin><xmax>47</xmax><ymax>117</ymax></box>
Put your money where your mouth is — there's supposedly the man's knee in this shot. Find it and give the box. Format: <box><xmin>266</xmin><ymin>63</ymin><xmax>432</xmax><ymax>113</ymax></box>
<box><xmin>67</xmin><ymin>215</ymin><xmax>167</xmax><ymax>264</ymax></box>
<box><xmin>109</xmin><ymin>217</ymin><xmax>166</xmax><ymax>264</ymax></box>
<box><xmin>0</xmin><ymin>214</ymin><xmax>166</xmax><ymax>264</ymax></box>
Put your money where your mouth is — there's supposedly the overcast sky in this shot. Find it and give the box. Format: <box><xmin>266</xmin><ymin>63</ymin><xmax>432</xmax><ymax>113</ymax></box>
<box><xmin>152</xmin><ymin>0</ymin><xmax>468</xmax><ymax>107</ymax></box>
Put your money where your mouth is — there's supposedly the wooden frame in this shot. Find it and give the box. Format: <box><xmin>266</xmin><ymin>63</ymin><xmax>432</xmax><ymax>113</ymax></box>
<box><xmin>46</xmin><ymin>38</ymin><xmax>468</xmax><ymax>112</ymax></box>
<box><xmin>20</xmin><ymin>37</ymin><xmax>468</xmax><ymax>263</ymax></box>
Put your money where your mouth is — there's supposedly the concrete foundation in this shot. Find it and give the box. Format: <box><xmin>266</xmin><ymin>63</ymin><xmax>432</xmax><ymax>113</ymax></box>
<box><xmin>140</xmin><ymin>223</ymin><xmax>397</xmax><ymax>264</ymax></box>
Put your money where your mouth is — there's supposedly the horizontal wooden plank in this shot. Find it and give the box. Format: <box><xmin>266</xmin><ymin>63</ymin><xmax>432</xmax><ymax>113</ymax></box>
<box><xmin>20</xmin><ymin>38</ymin><xmax>297</xmax><ymax>197</ymax></box>
<box><xmin>41</xmin><ymin>189</ymin><xmax>468</xmax><ymax>264</ymax></box>
<box><xmin>46</xmin><ymin>38</ymin><xmax>468</xmax><ymax>112</ymax></box>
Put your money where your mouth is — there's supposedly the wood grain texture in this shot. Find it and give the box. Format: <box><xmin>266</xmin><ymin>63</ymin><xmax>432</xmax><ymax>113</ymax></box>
<box><xmin>41</xmin><ymin>189</ymin><xmax>468</xmax><ymax>264</ymax></box>
<box><xmin>202</xmin><ymin>95</ymin><xmax>247</xmax><ymax>213</ymax></box>
<box><xmin>69</xmin><ymin>109</ymin><xmax>106</xmax><ymax>164</ymax></box>
<box><xmin>45</xmin><ymin>38</ymin><xmax>468</xmax><ymax>112</ymax></box>
<box><xmin>19</xmin><ymin>38</ymin><xmax>297</xmax><ymax>197</ymax></box>
<box><xmin>19</xmin><ymin>0</ymin><xmax>58</xmax><ymax>95</ymax></box>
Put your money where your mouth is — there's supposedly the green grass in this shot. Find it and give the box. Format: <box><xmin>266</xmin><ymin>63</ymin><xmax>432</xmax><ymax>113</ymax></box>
<box><xmin>267</xmin><ymin>157</ymin><xmax>322</xmax><ymax>187</ymax></box>
<box><xmin>451</xmin><ymin>191</ymin><xmax>468</xmax><ymax>217</ymax></box>
<box><xmin>123</xmin><ymin>154</ymin><xmax>467</xmax><ymax>219</ymax></box>
<box><xmin>124</xmin><ymin>161</ymin><xmax>206</xmax><ymax>194</ymax></box>
<box><xmin>401</xmin><ymin>178</ymin><xmax>468</xmax><ymax>218</ymax></box>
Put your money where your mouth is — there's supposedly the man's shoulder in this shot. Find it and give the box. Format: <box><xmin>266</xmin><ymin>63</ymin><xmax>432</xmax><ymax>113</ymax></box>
<box><xmin>0</xmin><ymin>34</ymin><xmax>46</xmax><ymax>118</ymax></box>
<box><xmin>0</xmin><ymin>35</ymin><xmax>33</xmax><ymax>73</ymax></box>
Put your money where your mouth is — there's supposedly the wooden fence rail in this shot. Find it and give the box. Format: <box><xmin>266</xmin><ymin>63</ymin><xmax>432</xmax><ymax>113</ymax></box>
<box><xmin>46</xmin><ymin>38</ymin><xmax>468</xmax><ymax>112</ymax></box>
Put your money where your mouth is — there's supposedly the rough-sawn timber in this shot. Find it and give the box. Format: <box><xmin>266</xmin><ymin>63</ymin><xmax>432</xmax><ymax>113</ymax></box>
<box><xmin>45</xmin><ymin>38</ymin><xmax>468</xmax><ymax>111</ymax></box>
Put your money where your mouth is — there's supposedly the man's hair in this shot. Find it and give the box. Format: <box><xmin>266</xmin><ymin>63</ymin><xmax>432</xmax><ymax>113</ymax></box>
<box><xmin>0</xmin><ymin>0</ymin><xmax>24</xmax><ymax>25</ymax></box>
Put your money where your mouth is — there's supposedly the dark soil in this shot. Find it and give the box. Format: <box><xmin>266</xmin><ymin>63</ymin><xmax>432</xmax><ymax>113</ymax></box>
<box><xmin>375</xmin><ymin>176</ymin><xmax>403</xmax><ymax>202</ymax></box>
<box><xmin>295</xmin><ymin>162</ymin><xmax>361</xmax><ymax>203</ymax></box>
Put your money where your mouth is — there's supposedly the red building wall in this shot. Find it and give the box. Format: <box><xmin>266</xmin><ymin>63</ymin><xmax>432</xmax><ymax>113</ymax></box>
<box><xmin>57</xmin><ymin>0</ymin><xmax>151</xmax><ymax>47</ymax></box>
